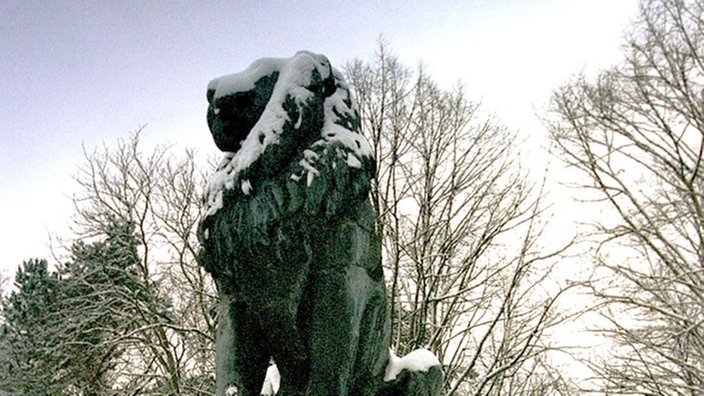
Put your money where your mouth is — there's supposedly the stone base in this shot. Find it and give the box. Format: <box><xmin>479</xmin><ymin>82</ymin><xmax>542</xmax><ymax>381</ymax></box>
<box><xmin>378</xmin><ymin>365</ymin><xmax>443</xmax><ymax>396</ymax></box>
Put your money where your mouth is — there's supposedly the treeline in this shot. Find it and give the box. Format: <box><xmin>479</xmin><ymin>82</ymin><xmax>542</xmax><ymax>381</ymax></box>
<box><xmin>1</xmin><ymin>136</ymin><xmax>216</xmax><ymax>395</ymax></box>
<box><xmin>2</xmin><ymin>0</ymin><xmax>704</xmax><ymax>394</ymax></box>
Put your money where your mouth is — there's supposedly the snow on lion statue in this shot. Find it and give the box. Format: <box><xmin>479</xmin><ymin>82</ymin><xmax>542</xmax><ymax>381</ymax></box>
<box><xmin>198</xmin><ymin>51</ymin><xmax>442</xmax><ymax>396</ymax></box>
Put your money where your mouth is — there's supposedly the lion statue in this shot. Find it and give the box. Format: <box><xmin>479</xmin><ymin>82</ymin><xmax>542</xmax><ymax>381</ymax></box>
<box><xmin>198</xmin><ymin>51</ymin><xmax>442</xmax><ymax>396</ymax></box>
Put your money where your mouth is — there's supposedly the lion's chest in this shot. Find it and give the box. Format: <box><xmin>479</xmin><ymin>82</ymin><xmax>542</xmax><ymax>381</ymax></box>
<box><xmin>206</xmin><ymin>197</ymin><xmax>313</xmax><ymax>303</ymax></box>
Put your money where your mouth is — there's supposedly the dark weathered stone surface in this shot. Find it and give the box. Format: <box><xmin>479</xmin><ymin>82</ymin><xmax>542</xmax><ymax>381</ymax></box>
<box><xmin>197</xmin><ymin>51</ymin><xmax>442</xmax><ymax>396</ymax></box>
<box><xmin>378</xmin><ymin>366</ymin><xmax>444</xmax><ymax>396</ymax></box>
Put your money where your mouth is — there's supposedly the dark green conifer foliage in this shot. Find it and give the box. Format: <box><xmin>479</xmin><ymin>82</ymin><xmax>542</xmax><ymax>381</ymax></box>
<box><xmin>1</xmin><ymin>258</ymin><xmax>63</xmax><ymax>394</ymax></box>
<box><xmin>0</xmin><ymin>218</ymin><xmax>173</xmax><ymax>395</ymax></box>
<box><xmin>55</xmin><ymin>217</ymin><xmax>153</xmax><ymax>395</ymax></box>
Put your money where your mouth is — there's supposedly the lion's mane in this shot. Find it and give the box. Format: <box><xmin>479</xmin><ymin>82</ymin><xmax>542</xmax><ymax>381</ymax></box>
<box><xmin>198</xmin><ymin>51</ymin><xmax>378</xmax><ymax>304</ymax></box>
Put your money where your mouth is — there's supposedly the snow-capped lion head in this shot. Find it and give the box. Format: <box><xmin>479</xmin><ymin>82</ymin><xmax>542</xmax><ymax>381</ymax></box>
<box><xmin>203</xmin><ymin>50</ymin><xmax>373</xmax><ymax>216</ymax></box>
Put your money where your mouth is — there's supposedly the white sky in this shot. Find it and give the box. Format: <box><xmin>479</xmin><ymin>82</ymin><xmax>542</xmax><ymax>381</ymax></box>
<box><xmin>0</xmin><ymin>0</ymin><xmax>639</xmax><ymax>280</ymax></box>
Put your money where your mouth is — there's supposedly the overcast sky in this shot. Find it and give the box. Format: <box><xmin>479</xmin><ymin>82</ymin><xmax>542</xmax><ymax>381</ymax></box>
<box><xmin>0</xmin><ymin>0</ymin><xmax>639</xmax><ymax>280</ymax></box>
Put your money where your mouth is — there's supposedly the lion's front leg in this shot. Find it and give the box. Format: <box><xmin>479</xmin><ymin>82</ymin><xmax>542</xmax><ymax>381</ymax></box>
<box><xmin>305</xmin><ymin>266</ymin><xmax>376</xmax><ymax>395</ymax></box>
<box><xmin>215</xmin><ymin>292</ymin><xmax>269</xmax><ymax>396</ymax></box>
<box><xmin>306</xmin><ymin>269</ymin><xmax>355</xmax><ymax>394</ymax></box>
<box><xmin>260</xmin><ymin>301</ymin><xmax>309</xmax><ymax>396</ymax></box>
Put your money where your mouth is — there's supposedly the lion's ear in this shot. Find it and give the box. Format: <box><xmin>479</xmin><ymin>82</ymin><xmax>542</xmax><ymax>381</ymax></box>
<box><xmin>306</xmin><ymin>56</ymin><xmax>336</xmax><ymax>99</ymax></box>
<box><xmin>322</xmin><ymin>72</ymin><xmax>337</xmax><ymax>98</ymax></box>
<box><xmin>320</xmin><ymin>58</ymin><xmax>338</xmax><ymax>98</ymax></box>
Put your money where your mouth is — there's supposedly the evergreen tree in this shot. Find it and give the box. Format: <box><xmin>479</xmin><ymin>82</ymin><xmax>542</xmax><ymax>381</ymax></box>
<box><xmin>55</xmin><ymin>217</ymin><xmax>146</xmax><ymax>395</ymax></box>
<box><xmin>1</xmin><ymin>258</ymin><xmax>64</xmax><ymax>394</ymax></box>
<box><xmin>0</xmin><ymin>218</ymin><xmax>174</xmax><ymax>395</ymax></box>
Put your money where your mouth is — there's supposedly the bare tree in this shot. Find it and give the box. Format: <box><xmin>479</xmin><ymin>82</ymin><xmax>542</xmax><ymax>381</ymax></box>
<box><xmin>70</xmin><ymin>128</ymin><xmax>216</xmax><ymax>394</ymax></box>
<box><xmin>347</xmin><ymin>42</ymin><xmax>575</xmax><ymax>395</ymax></box>
<box><xmin>548</xmin><ymin>0</ymin><xmax>704</xmax><ymax>393</ymax></box>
